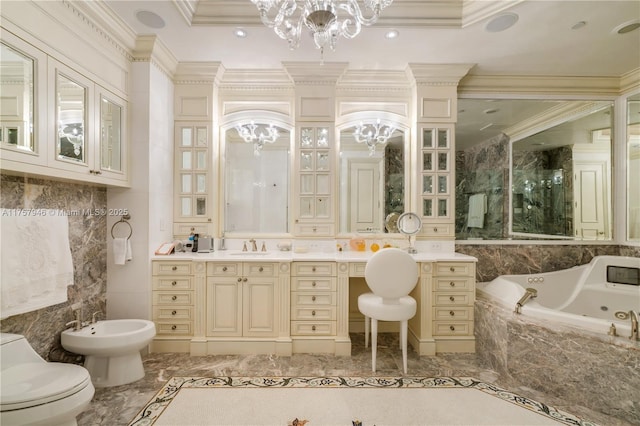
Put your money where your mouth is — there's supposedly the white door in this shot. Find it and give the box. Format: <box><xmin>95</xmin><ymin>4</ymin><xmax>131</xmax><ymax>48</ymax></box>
<box><xmin>349</xmin><ymin>160</ymin><xmax>382</xmax><ymax>232</ymax></box>
<box><xmin>574</xmin><ymin>162</ymin><xmax>608</xmax><ymax>239</ymax></box>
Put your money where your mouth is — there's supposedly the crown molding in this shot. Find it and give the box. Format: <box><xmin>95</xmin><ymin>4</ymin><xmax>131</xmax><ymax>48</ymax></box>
<box><xmin>407</xmin><ymin>63</ymin><xmax>475</xmax><ymax>85</ymax></box>
<box><xmin>620</xmin><ymin>68</ymin><xmax>640</xmax><ymax>94</ymax></box>
<box><xmin>174</xmin><ymin>62</ymin><xmax>225</xmax><ymax>84</ymax></box>
<box><xmin>133</xmin><ymin>35</ymin><xmax>179</xmax><ymax>77</ymax></box>
<box><xmin>461</xmin><ymin>0</ymin><xmax>523</xmax><ymax>27</ymax></box>
<box><xmin>459</xmin><ymin>74</ymin><xmax>622</xmax><ymax>96</ymax></box>
<box><xmin>283</xmin><ymin>62</ymin><xmax>349</xmax><ymax>85</ymax></box>
<box><xmin>337</xmin><ymin>69</ymin><xmax>412</xmax><ymax>89</ymax></box>
<box><xmin>172</xmin><ymin>0</ymin><xmax>198</xmax><ymax>25</ymax></box>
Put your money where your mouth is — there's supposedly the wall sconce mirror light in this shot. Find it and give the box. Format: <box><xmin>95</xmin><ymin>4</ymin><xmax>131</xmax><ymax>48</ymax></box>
<box><xmin>235</xmin><ymin>121</ymin><xmax>280</xmax><ymax>156</ymax></box>
<box><xmin>353</xmin><ymin>119</ymin><xmax>396</xmax><ymax>156</ymax></box>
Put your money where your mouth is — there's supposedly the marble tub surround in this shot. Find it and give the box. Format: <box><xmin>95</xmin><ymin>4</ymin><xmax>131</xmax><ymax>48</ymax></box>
<box><xmin>0</xmin><ymin>173</ymin><xmax>107</xmax><ymax>363</ymax></box>
<box><xmin>475</xmin><ymin>299</ymin><xmax>640</xmax><ymax>425</ymax></box>
<box><xmin>78</xmin><ymin>333</ymin><xmax>625</xmax><ymax>426</ymax></box>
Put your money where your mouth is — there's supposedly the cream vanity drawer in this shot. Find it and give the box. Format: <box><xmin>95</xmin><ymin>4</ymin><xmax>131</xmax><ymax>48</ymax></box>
<box><xmin>291</xmin><ymin>321</ymin><xmax>336</xmax><ymax>336</ymax></box>
<box><xmin>153</xmin><ymin>306</ymin><xmax>193</xmax><ymax>321</ymax></box>
<box><xmin>348</xmin><ymin>263</ymin><xmax>367</xmax><ymax>277</ymax></box>
<box><xmin>291</xmin><ymin>292</ymin><xmax>336</xmax><ymax>306</ymax></box>
<box><xmin>291</xmin><ymin>306</ymin><xmax>336</xmax><ymax>321</ymax></box>
<box><xmin>207</xmin><ymin>262</ymin><xmax>241</xmax><ymax>276</ymax></box>
<box><xmin>434</xmin><ymin>262</ymin><xmax>474</xmax><ymax>277</ymax></box>
<box><xmin>153</xmin><ymin>261</ymin><xmax>192</xmax><ymax>275</ymax></box>
<box><xmin>433</xmin><ymin>293</ymin><xmax>473</xmax><ymax>306</ymax></box>
<box><xmin>291</xmin><ymin>277</ymin><xmax>336</xmax><ymax>292</ymax></box>
<box><xmin>153</xmin><ymin>291</ymin><xmax>193</xmax><ymax>305</ymax></box>
<box><xmin>243</xmin><ymin>263</ymin><xmax>276</xmax><ymax>276</ymax></box>
<box><xmin>153</xmin><ymin>277</ymin><xmax>192</xmax><ymax>291</ymax></box>
<box><xmin>156</xmin><ymin>322</ymin><xmax>192</xmax><ymax>336</ymax></box>
<box><xmin>294</xmin><ymin>223</ymin><xmax>335</xmax><ymax>236</ymax></box>
<box><xmin>422</xmin><ymin>224</ymin><xmax>453</xmax><ymax>237</ymax></box>
<box><xmin>432</xmin><ymin>307</ymin><xmax>473</xmax><ymax>321</ymax></box>
<box><xmin>433</xmin><ymin>321</ymin><xmax>473</xmax><ymax>336</ymax></box>
<box><xmin>434</xmin><ymin>277</ymin><xmax>474</xmax><ymax>292</ymax></box>
<box><xmin>292</xmin><ymin>262</ymin><xmax>336</xmax><ymax>276</ymax></box>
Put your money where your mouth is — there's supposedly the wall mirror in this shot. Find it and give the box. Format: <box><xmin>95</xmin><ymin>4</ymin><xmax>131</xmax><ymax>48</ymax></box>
<box><xmin>0</xmin><ymin>41</ymin><xmax>35</xmax><ymax>152</ymax></box>
<box><xmin>628</xmin><ymin>93</ymin><xmax>640</xmax><ymax>241</ymax></box>
<box><xmin>510</xmin><ymin>101</ymin><xmax>613</xmax><ymax>240</ymax></box>
<box><xmin>456</xmin><ymin>99</ymin><xmax>613</xmax><ymax>241</ymax></box>
<box><xmin>338</xmin><ymin>122</ymin><xmax>407</xmax><ymax>234</ymax></box>
<box><xmin>100</xmin><ymin>95</ymin><xmax>123</xmax><ymax>172</ymax></box>
<box><xmin>223</xmin><ymin>121</ymin><xmax>291</xmax><ymax>234</ymax></box>
<box><xmin>56</xmin><ymin>73</ymin><xmax>86</xmax><ymax>163</ymax></box>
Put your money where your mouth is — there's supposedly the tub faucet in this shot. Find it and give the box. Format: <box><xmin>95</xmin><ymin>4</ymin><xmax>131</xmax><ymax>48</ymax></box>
<box><xmin>630</xmin><ymin>310</ymin><xmax>639</xmax><ymax>341</ymax></box>
<box><xmin>514</xmin><ymin>287</ymin><xmax>538</xmax><ymax>314</ymax></box>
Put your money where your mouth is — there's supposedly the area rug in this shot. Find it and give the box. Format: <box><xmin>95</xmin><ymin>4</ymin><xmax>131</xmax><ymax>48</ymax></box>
<box><xmin>128</xmin><ymin>376</ymin><xmax>595</xmax><ymax>426</ymax></box>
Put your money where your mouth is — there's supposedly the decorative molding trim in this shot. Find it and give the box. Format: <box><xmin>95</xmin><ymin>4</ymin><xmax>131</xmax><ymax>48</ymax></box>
<box><xmin>338</xmin><ymin>101</ymin><xmax>409</xmax><ymax>118</ymax></box>
<box><xmin>620</xmin><ymin>68</ymin><xmax>640</xmax><ymax>94</ymax></box>
<box><xmin>461</xmin><ymin>0</ymin><xmax>524</xmax><ymax>27</ymax></box>
<box><xmin>408</xmin><ymin>63</ymin><xmax>475</xmax><ymax>85</ymax></box>
<box><xmin>459</xmin><ymin>74</ymin><xmax>622</xmax><ymax>95</ymax></box>
<box><xmin>283</xmin><ymin>62</ymin><xmax>348</xmax><ymax>84</ymax></box>
<box><xmin>222</xmin><ymin>101</ymin><xmax>292</xmax><ymax>117</ymax></box>
<box><xmin>174</xmin><ymin>62</ymin><xmax>225</xmax><ymax>84</ymax></box>
<box><xmin>337</xmin><ymin>69</ymin><xmax>412</xmax><ymax>89</ymax></box>
<box><xmin>132</xmin><ymin>35</ymin><xmax>179</xmax><ymax>77</ymax></box>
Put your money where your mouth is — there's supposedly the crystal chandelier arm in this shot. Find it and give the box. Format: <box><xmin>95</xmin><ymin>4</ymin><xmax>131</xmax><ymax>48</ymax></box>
<box><xmin>340</xmin><ymin>0</ymin><xmax>385</xmax><ymax>28</ymax></box>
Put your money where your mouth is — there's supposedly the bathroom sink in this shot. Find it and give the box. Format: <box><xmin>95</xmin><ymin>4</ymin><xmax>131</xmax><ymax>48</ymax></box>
<box><xmin>229</xmin><ymin>251</ymin><xmax>271</xmax><ymax>256</ymax></box>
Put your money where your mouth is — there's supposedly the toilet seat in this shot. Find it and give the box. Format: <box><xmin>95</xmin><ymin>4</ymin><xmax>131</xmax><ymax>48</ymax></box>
<box><xmin>1</xmin><ymin>363</ymin><xmax>91</xmax><ymax>411</ymax></box>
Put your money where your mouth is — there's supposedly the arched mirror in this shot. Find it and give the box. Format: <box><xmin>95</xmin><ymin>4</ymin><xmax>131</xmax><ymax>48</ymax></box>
<box><xmin>338</xmin><ymin>121</ymin><xmax>408</xmax><ymax>234</ymax></box>
<box><xmin>628</xmin><ymin>93</ymin><xmax>640</xmax><ymax>241</ymax></box>
<box><xmin>222</xmin><ymin>120</ymin><xmax>291</xmax><ymax>234</ymax></box>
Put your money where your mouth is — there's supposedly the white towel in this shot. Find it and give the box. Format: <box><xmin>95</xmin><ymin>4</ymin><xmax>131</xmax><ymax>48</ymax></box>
<box><xmin>467</xmin><ymin>193</ymin><xmax>487</xmax><ymax>228</ymax></box>
<box><xmin>113</xmin><ymin>237</ymin><xmax>132</xmax><ymax>265</ymax></box>
<box><xmin>1</xmin><ymin>209</ymin><xmax>74</xmax><ymax>319</ymax></box>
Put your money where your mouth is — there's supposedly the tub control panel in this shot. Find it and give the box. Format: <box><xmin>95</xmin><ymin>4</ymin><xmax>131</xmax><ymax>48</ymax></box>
<box><xmin>606</xmin><ymin>266</ymin><xmax>639</xmax><ymax>286</ymax></box>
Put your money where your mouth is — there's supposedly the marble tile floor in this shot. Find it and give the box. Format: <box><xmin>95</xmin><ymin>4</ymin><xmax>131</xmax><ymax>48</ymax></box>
<box><xmin>77</xmin><ymin>334</ymin><xmax>630</xmax><ymax>426</ymax></box>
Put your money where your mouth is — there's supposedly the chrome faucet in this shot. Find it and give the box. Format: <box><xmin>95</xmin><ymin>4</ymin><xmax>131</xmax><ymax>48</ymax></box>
<box><xmin>514</xmin><ymin>287</ymin><xmax>538</xmax><ymax>314</ymax></box>
<box><xmin>629</xmin><ymin>310</ymin><xmax>639</xmax><ymax>341</ymax></box>
<box><xmin>250</xmin><ymin>238</ymin><xmax>257</xmax><ymax>252</ymax></box>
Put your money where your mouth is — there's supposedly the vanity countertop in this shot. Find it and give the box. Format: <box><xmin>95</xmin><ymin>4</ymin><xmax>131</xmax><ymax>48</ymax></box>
<box><xmin>152</xmin><ymin>250</ymin><xmax>477</xmax><ymax>262</ymax></box>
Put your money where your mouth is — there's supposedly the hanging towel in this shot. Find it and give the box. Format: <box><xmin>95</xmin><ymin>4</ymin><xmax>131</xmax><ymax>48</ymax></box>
<box><xmin>467</xmin><ymin>193</ymin><xmax>487</xmax><ymax>228</ymax></box>
<box><xmin>113</xmin><ymin>237</ymin><xmax>132</xmax><ymax>265</ymax></box>
<box><xmin>1</xmin><ymin>209</ymin><xmax>74</xmax><ymax>319</ymax></box>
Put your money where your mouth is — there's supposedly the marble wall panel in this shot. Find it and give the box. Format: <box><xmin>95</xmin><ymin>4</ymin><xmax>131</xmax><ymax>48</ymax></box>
<box><xmin>0</xmin><ymin>174</ymin><xmax>107</xmax><ymax>363</ymax></box>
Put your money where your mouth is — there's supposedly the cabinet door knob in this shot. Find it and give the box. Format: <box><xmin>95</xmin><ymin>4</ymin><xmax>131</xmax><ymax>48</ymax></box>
<box><xmin>312</xmin><ymin>281</ymin><xmax>317</xmax><ymax>287</ymax></box>
<box><xmin>172</xmin><ymin>266</ymin><xmax>177</xmax><ymax>271</ymax></box>
<box><xmin>237</xmin><ymin>277</ymin><xmax>242</xmax><ymax>282</ymax></box>
<box><xmin>171</xmin><ymin>281</ymin><xmax>177</xmax><ymax>286</ymax></box>
<box><xmin>311</xmin><ymin>325</ymin><xmax>316</xmax><ymax>331</ymax></box>
<box><xmin>449</xmin><ymin>281</ymin><xmax>455</xmax><ymax>287</ymax></box>
<box><xmin>222</xmin><ymin>266</ymin><xmax>228</xmax><ymax>272</ymax></box>
<box><xmin>171</xmin><ymin>295</ymin><xmax>177</xmax><ymax>301</ymax></box>
<box><xmin>259</xmin><ymin>267</ymin><xmax>264</xmax><ymax>272</ymax></box>
<box><xmin>311</xmin><ymin>296</ymin><xmax>316</xmax><ymax>302</ymax></box>
<box><xmin>450</xmin><ymin>267</ymin><xmax>455</xmax><ymax>272</ymax></box>
<box><xmin>450</xmin><ymin>325</ymin><xmax>455</xmax><ymax>331</ymax></box>
<box><xmin>172</xmin><ymin>310</ymin><xmax>177</xmax><ymax>315</ymax></box>
<box><xmin>433</xmin><ymin>227</ymin><xmax>438</xmax><ymax>232</ymax></box>
<box><xmin>449</xmin><ymin>311</ymin><xmax>455</xmax><ymax>316</ymax></box>
<box><xmin>312</xmin><ymin>310</ymin><xmax>316</xmax><ymax>316</ymax></box>
<box><xmin>243</xmin><ymin>277</ymin><xmax>248</xmax><ymax>282</ymax></box>
<box><xmin>171</xmin><ymin>325</ymin><xmax>177</xmax><ymax>330</ymax></box>
<box><xmin>449</xmin><ymin>296</ymin><xmax>455</xmax><ymax>302</ymax></box>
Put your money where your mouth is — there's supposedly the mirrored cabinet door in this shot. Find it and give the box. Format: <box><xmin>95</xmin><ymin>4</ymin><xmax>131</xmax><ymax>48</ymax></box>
<box><xmin>56</xmin><ymin>72</ymin><xmax>88</xmax><ymax>165</ymax></box>
<box><xmin>175</xmin><ymin>122</ymin><xmax>211</xmax><ymax>222</ymax></box>
<box><xmin>97</xmin><ymin>90</ymin><xmax>127</xmax><ymax>180</ymax></box>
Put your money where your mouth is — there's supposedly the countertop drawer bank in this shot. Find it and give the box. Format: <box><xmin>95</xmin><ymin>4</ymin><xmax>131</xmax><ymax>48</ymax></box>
<box><xmin>151</xmin><ymin>252</ymin><xmax>476</xmax><ymax>356</ymax></box>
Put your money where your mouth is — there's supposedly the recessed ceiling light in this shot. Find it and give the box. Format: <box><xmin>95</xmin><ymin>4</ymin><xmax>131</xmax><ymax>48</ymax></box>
<box><xmin>614</xmin><ymin>20</ymin><xmax>640</xmax><ymax>34</ymax></box>
<box><xmin>136</xmin><ymin>10</ymin><xmax>165</xmax><ymax>29</ymax></box>
<box><xmin>572</xmin><ymin>21</ymin><xmax>587</xmax><ymax>30</ymax></box>
<box><xmin>385</xmin><ymin>30</ymin><xmax>399</xmax><ymax>39</ymax></box>
<box><xmin>234</xmin><ymin>28</ymin><xmax>248</xmax><ymax>38</ymax></box>
<box><xmin>485</xmin><ymin>13</ymin><xmax>519</xmax><ymax>33</ymax></box>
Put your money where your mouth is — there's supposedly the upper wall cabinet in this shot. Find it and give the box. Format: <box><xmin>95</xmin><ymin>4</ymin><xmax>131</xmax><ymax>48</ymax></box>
<box><xmin>0</xmin><ymin>30</ymin><xmax>129</xmax><ymax>187</ymax></box>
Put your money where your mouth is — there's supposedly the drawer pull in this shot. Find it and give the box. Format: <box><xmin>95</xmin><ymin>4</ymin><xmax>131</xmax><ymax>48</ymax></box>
<box><xmin>311</xmin><ymin>296</ymin><xmax>316</xmax><ymax>302</ymax></box>
<box><xmin>449</xmin><ymin>296</ymin><xmax>455</xmax><ymax>302</ymax></box>
<box><xmin>171</xmin><ymin>295</ymin><xmax>177</xmax><ymax>301</ymax></box>
<box><xmin>450</xmin><ymin>325</ymin><xmax>455</xmax><ymax>331</ymax></box>
<box><xmin>237</xmin><ymin>278</ymin><xmax>242</xmax><ymax>282</ymax></box>
<box><xmin>449</xmin><ymin>311</ymin><xmax>455</xmax><ymax>316</ymax></box>
<box><xmin>259</xmin><ymin>266</ymin><xmax>264</xmax><ymax>272</ymax></box>
<box><xmin>243</xmin><ymin>277</ymin><xmax>248</xmax><ymax>282</ymax></box>
<box><xmin>312</xmin><ymin>310</ymin><xmax>316</xmax><ymax>316</ymax></box>
<box><xmin>222</xmin><ymin>266</ymin><xmax>228</xmax><ymax>272</ymax></box>
<box><xmin>172</xmin><ymin>266</ymin><xmax>177</xmax><ymax>271</ymax></box>
<box><xmin>449</xmin><ymin>281</ymin><xmax>455</xmax><ymax>287</ymax></box>
<box><xmin>312</xmin><ymin>266</ymin><xmax>316</xmax><ymax>272</ymax></box>
<box><xmin>171</xmin><ymin>325</ymin><xmax>177</xmax><ymax>330</ymax></box>
<box><xmin>171</xmin><ymin>281</ymin><xmax>177</xmax><ymax>286</ymax></box>
<box><xmin>311</xmin><ymin>325</ymin><xmax>316</xmax><ymax>331</ymax></box>
<box><xmin>450</xmin><ymin>267</ymin><xmax>455</xmax><ymax>272</ymax></box>
<box><xmin>434</xmin><ymin>227</ymin><xmax>438</xmax><ymax>232</ymax></box>
<box><xmin>312</xmin><ymin>281</ymin><xmax>317</xmax><ymax>287</ymax></box>
<box><xmin>171</xmin><ymin>310</ymin><xmax>177</xmax><ymax>315</ymax></box>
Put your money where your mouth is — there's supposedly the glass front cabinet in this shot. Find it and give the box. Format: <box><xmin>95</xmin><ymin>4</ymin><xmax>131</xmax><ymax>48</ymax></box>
<box><xmin>419</xmin><ymin>125</ymin><xmax>455</xmax><ymax>238</ymax></box>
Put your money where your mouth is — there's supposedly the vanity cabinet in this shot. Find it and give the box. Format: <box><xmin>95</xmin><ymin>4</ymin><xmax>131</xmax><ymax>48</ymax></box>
<box><xmin>432</xmin><ymin>262</ymin><xmax>475</xmax><ymax>337</ymax></box>
<box><xmin>293</xmin><ymin>125</ymin><xmax>335</xmax><ymax>236</ymax></box>
<box><xmin>206</xmin><ymin>262</ymin><xmax>278</xmax><ymax>337</ymax></box>
<box><xmin>151</xmin><ymin>261</ymin><xmax>194</xmax><ymax>352</ymax></box>
<box><xmin>290</xmin><ymin>262</ymin><xmax>338</xmax><ymax>338</ymax></box>
<box><xmin>418</xmin><ymin>125</ymin><xmax>455</xmax><ymax>238</ymax></box>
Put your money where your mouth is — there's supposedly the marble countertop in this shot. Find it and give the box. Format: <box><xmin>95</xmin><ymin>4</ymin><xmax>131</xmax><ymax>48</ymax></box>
<box><xmin>152</xmin><ymin>250</ymin><xmax>477</xmax><ymax>262</ymax></box>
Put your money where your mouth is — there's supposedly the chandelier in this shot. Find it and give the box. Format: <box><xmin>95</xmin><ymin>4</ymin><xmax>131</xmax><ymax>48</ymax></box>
<box><xmin>353</xmin><ymin>119</ymin><xmax>396</xmax><ymax>156</ymax></box>
<box><xmin>250</xmin><ymin>0</ymin><xmax>394</xmax><ymax>58</ymax></box>
<box><xmin>235</xmin><ymin>122</ymin><xmax>280</xmax><ymax>156</ymax></box>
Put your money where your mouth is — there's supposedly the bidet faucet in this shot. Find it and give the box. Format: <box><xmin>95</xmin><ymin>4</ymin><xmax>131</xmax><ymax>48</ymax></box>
<box><xmin>66</xmin><ymin>309</ymin><xmax>83</xmax><ymax>331</ymax></box>
<box><xmin>514</xmin><ymin>287</ymin><xmax>538</xmax><ymax>314</ymax></box>
<box><xmin>630</xmin><ymin>310</ymin><xmax>639</xmax><ymax>341</ymax></box>
<box><xmin>91</xmin><ymin>311</ymin><xmax>102</xmax><ymax>324</ymax></box>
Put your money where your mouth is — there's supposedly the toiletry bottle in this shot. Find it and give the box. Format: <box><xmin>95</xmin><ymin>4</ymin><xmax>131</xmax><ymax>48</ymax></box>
<box><xmin>187</xmin><ymin>228</ymin><xmax>195</xmax><ymax>249</ymax></box>
<box><xmin>191</xmin><ymin>233</ymin><xmax>199</xmax><ymax>252</ymax></box>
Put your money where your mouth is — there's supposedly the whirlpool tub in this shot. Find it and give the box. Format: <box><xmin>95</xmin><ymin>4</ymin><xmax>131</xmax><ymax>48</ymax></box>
<box><xmin>477</xmin><ymin>255</ymin><xmax>640</xmax><ymax>339</ymax></box>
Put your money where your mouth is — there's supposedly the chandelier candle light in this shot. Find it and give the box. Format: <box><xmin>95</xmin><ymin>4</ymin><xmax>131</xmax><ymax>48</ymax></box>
<box><xmin>235</xmin><ymin>122</ymin><xmax>280</xmax><ymax>156</ymax></box>
<box><xmin>353</xmin><ymin>119</ymin><xmax>396</xmax><ymax>156</ymax></box>
<box><xmin>250</xmin><ymin>0</ymin><xmax>394</xmax><ymax>61</ymax></box>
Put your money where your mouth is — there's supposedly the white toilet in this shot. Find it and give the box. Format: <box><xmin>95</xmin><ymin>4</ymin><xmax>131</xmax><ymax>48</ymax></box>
<box><xmin>0</xmin><ymin>333</ymin><xmax>95</xmax><ymax>426</ymax></box>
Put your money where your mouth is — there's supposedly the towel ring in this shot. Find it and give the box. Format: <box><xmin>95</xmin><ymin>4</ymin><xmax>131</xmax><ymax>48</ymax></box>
<box><xmin>111</xmin><ymin>216</ymin><xmax>133</xmax><ymax>240</ymax></box>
